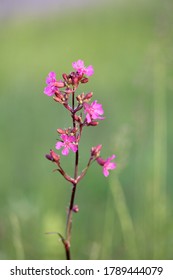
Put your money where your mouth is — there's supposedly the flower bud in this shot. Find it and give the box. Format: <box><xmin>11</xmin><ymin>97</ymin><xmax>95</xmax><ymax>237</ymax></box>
<box><xmin>84</xmin><ymin>92</ymin><xmax>93</xmax><ymax>100</ymax></box>
<box><xmin>76</xmin><ymin>95</ymin><xmax>82</xmax><ymax>103</ymax></box>
<box><xmin>57</xmin><ymin>128</ymin><xmax>66</xmax><ymax>134</ymax></box>
<box><xmin>72</xmin><ymin>205</ymin><xmax>79</xmax><ymax>213</ymax></box>
<box><xmin>62</xmin><ymin>73</ymin><xmax>68</xmax><ymax>81</ymax></box>
<box><xmin>45</xmin><ymin>154</ymin><xmax>53</xmax><ymax>161</ymax></box>
<box><xmin>45</xmin><ymin>150</ymin><xmax>60</xmax><ymax>164</ymax></box>
<box><xmin>70</xmin><ymin>127</ymin><xmax>78</xmax><ymax>134</ymax></box>
<box><xmin>72</xmin><ymin>76</ymin><xmax>79</xmax><ymax>86</ymax></box>
<box><xmin>53</xmin><ymin>96</ymin><xmax>63</xmax><ymax>103</ymax></box>
<box><xmin>53</xmin><ymin>91</ymin><xmax>64</xmax><ymax>103</ymax></box>
<box><xmin>87</xmin><ymin>121</ymin><xmax>99</xmax><ymax>126</ymax></box>
<box><xmin>76</xmin><ymin>93</ymin><xmax>85</xmax><ymax>103</ymax></box>
<box><xmin>91</xmin><ymin>144</ymin><xmax>102</xmax><ymax>158</ymax></box>
<box><xmin>50</xmin><ymin>150</ymin><xmax>60</xmax><ymax>163</ymax></box>
<box><xmin>54</xmin><ymin>91</ymin><xmax>64</xmax><ymax>98</ymax></box>
<box><xmin>65</xmin><ymin>88</ymin><xmax>73</xmax><ymax>94</ymax></box>
<box><xmin>81</xmin><ymin>77</ymin><xmax>89</xmax><ymax>84</ymax></box>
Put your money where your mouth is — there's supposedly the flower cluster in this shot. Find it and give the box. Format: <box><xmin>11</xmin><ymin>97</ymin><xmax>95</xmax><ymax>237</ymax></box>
<box><xmin>44</xmin><ymin>59</ymin><xmax>116</xmax><ymax>178</ymax></box>
<box><xmin>43</xmin><ymin>59</ymin><xmax>116</xmax><ymax>260</ymax></box>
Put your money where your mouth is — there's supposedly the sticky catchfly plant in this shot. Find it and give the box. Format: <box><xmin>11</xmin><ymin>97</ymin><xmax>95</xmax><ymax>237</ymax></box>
<box><xmin>43</xmin><ymin>59</ymin><xmax>116</xmax><ymax>259</ymax></box>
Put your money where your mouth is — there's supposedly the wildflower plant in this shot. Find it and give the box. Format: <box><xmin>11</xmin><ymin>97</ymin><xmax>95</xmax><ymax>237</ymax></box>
<box><xmin>44</xmin><ymin>60</ymin><xmax>116</xmax><ymax>260</ymax></box>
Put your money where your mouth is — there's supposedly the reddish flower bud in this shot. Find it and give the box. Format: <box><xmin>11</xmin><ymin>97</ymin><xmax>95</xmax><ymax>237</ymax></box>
<box><xmin>62</xmin><ymin>73</ymin><xmax>68</xmax><ymax>81</ymax></box>
<box><xmin>72</xmin><ymin>76</ymin><xmax>79</xmax><ymax>86</ymax></box>
<box><xmin>45</xmin><ymin>149</ymin><xmax>60</xmax><ymax>164</ymax></box>
<box><xmin>81</xmin><ymin>77</ymin><xmax>89</xmax><ymax>84</ymax></box>
<box><xmin>50</xmin><ymin>149</ymin><xmax>60</xmax><ymax>163</ymax></box>
<box><xmin>72</xmin><ymin>205</ymin><xmax>79</xmax><ymax>213</ymax></box>
<box><xmin>57</xmin><ymin>128</ymin><xmax>66</xmax><ymax>134</ymax></box>
<box><xmin>91</xmin><ymin>144</ymin><xmax>102</xmax><ymax>158</ymax></box>
<box><xmin>53</xmin><ymin>91</ymin><xmax>64</xmax><ymax>103</ymax></box>
<box><xmin>65</xmin><ymin>88</ymin><xmax>73</xmax><ymax>94</ymax></box>
<box><xmin>84</xmin><ymin>92</ymin><xmax>93</xmax><ymax>100</ymax></box>
<box><xmin>76</xmin><ymin>95</ymin><xmax>82</xmax><ymax>103</ymax></box>
<box><xmin>87</xmin><ymin>121</ymin><xmax>99</xmax><ymax>126</ymax></box>
<box><xmin>76</xmin><ymin>93</ymin><xmax>84</xmax><ymax>102</ymax></box>
<box><xmin>67</xmin><ymin>78</ymin><xmax>72</xmax><ymax>85</ymax></box>
<box><xmin>54</xmin><ymin>91</ymin><xmax>64</xmax><ymax>98</ymax></box>
<box><xmin>45</xmin><ymin>154</ymin><xmax>53</xmax><ymax>161</ymax></box>
<box><xmin>53</xmin><ymin>96</ymin><xmax>63</xmax><ymax>103</ymax></box>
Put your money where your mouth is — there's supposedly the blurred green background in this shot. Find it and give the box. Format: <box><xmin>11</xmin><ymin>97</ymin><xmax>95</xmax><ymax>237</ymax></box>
<box><xmin>0</xmin><ymin>0</ymin><xmax>173</xmax><ymax>260</ymax></box>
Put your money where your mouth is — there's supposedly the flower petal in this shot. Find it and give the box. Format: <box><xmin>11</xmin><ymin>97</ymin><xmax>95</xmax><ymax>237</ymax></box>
<box><xmin>62</xmin><ymin>147</ymin><xmax>69</xmax><ymax>156</ymax></box>
<box><xmin>55</xmin><ymin>141</ymin><xmax>64</xmax><ymax>150</ymax></box>
<box><xmin>103</xmin><ymin>167</ymin><xmax>109</xmax><ymax>177</ymax></box>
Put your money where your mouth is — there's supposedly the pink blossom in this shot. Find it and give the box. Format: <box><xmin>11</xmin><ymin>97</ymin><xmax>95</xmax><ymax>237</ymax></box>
<box><xmin>72</xmin><ymin>60</ymin><xmax>94</xmax><ymax>76</ymax></box>
<box><xmin>83</xmin><ymin>100</ymin><xmax>104</xmax><ymax>123</ymax></box>
<box><xmin>44</xmin><ymin>72</ymin><xmax>59</xmax><ymax>96</ymax></box>
<box><xmin>55</xmin><ymin>134</ymin><xmax>78</xmax><ymax>156</ymax></box>
<box><xmin>97</xmin><ymin>155</ymin><xmax>116</xmax><ymax>177</ymax></box>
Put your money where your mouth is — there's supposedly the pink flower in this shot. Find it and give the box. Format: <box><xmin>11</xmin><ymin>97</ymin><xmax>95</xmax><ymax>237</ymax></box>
<box><xmin>83</xmin><ymin>100</ymin><xmax>104</xmax><ymax>123</ymax></box>
<box><xmin>44</xmin><ymin>72</ymin><xmax>59</xmax><ymax>96</ymax></box>
<box><xmin>72</xmin><ymin>60</ymin><xmax>94</xmax><ymax>76</ymax></box>
<box><xmin>55</xmin><ymin>134</ymin><xmax>78</xmax><ymax>156</ymax></box>
<box><xmin>97</xmin><ymin>155</ymin><xmax>116</xmax><ymax>177</ymax></box>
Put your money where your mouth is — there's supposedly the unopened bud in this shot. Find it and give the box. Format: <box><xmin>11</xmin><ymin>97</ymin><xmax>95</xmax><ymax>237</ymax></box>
<box><xmin>62</xmin><ymin>73</ymin><xmax>68</xmax><ymax>81</ymax></box>
<box><xmin>72</xmin><ymin>76</ymin><xmax>79</xmax><ymax>86</ymax></box>
<box><xmin>76</xmin><ymin>93</ymin><xmax>85</xmax><ymax>103</ymax></box>
<box><xmin>57</xmin><ymin>128</ymin><xmax>66</xmax><ymax>134</ymax></box>
<box><xmin>45</xmin><ymin>150</ymin><xmax>60</xmax><ymax>163</ymax></box>
<box><xmin>50</xmin><ymin>150</ymin><xmax>60</xmax><ymax>163</ymax></box>
<box><xmin>65</xmin><ymin>88</ymin><xmax>73</xmax><ymax>94</ymax></box>
<box><xmin>45</xmin><ymin>154</ymin><xmax>53</xmax><ymax>161</ymax></box>
<box><xmin>81</xmin><ymin>77</ymin><xmax>89</xmax><ymax>84</ymax></box>
<box><xmin>54</xmin><ymin>91</ymin><xmax>64</xmax><ymax>98</ymax></box>
<box><xmin>84</xmin><ymin>92</ymin><xmax>93</xmax><ymax>101</ymax></box>
<box><xmin>88</xmin><ymin>121</ymin><xmax>99</xmax><ymax>126</ymax></box>
<box><xmin>68</xmin><ymin>78</ymin><xmax>72</xmax><ymax>85</ymax></box>
<box><xmin>71</xmin><ymin>127</ymin><xmax>78</xmax><ymax>134</ymax></box>
<box><xmin>72</xmin><ymin>205</ymin><xmax>79</xmax><ymax>213</ymax></box>
<box><xmin>53</xmin><ymin>96</ymin><xmax>63</xmax><ymax>103</ymax></box>
<box><xmin>91</xmin><ymin>144</ymin><xmax>102</xmax><ymax>158</ymax></box>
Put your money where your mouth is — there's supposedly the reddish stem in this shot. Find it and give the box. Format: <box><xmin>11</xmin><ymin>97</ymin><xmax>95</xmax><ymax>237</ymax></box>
<box><xmin>63</xmin><ymin>90</ymin><xmax>79</xmax><ymax>260</ymax></box>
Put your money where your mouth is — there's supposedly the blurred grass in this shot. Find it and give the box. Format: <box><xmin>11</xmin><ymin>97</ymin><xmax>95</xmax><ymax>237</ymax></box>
<box><xmin>0</xmin><ymin>0</ymin><xmax>173</xmax><ymax>259</ymax></box>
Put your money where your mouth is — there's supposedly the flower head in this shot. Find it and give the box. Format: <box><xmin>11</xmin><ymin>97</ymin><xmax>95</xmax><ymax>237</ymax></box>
<box><xmin>97</xmin><ymin>155</ymin><xmax>116</xmax><ymax>177</ymax></box>
<box><xmin>55</xmin><ymin>134</ymin><xmax>78</xmax><ymax>156</ymax></box>
<box><xmin>44</xmin><ymin>72</ymin><xmax>59</xmax><ymax>96</ymax></box>
<box><xmin>72</xmin><ymin>60</ymin><xmax>94</xmax><ymax>77</ymax></box>
<box><xmin>83</xmin><ymin>100</ymin><xmax>104</xmax><ymax>123</ymax></box>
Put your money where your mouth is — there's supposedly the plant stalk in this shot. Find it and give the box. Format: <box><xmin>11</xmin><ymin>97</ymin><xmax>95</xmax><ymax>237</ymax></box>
<box><xmin>64</xmin><ymin>90</ymin><xmax>79</xmax><ymax>260</ymax></box>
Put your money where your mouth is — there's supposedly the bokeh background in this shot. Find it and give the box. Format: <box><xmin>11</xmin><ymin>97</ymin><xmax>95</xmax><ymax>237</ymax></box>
<box><xmin>0</xmin><ymin>0</ymin><xmax>173</xmax><ymax>260</ymax></box>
